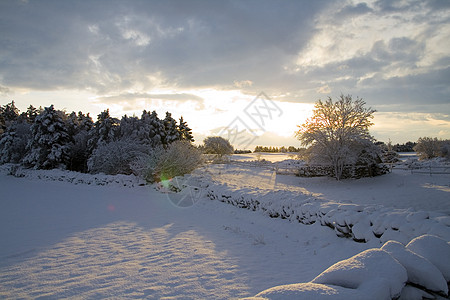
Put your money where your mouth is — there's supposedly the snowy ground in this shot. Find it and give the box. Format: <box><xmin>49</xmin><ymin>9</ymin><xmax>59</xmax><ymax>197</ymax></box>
<box><xmin>0</xmin><ymin>155</ymin><xmax>449</xmax><ymax>299</ymax></box>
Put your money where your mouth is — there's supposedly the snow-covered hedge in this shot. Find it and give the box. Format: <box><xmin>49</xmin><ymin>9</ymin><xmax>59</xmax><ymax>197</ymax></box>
<box><xmin>203</xmin><ymin>180</ymin><xmax>450</xmax><ymax>244</ymax></box>
<box><xmin>246</xmin><ymin>235</ymin><xmax>450</xmax><ymax>300</ymax></box>
<box><xmin>1</xmin><ymin>164</ymin><xmax>145</xmax><ymax>187</ymax></box>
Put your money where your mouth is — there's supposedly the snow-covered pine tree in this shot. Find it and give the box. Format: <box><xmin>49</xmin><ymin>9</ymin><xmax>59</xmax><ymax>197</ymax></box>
<box><xmin>148</xmin><ymin>110</ymin><xmax>165</xmax><ymax>147</ymax></box>
<box><xmin>0</xmin><ymin>120</ymin><xmax>31</xmax><ymax>164</ymax></box>
<box><xmin>87</xmin><ymin>109</ymin><xmax>120</xmax><ymax>152</ymax></box>
<box><xmin>178</xmin><ymin>116</ymin><xmax>194</xmax><ymax>142</ymax></box>
<box><xmin>22</xmin><ymin>105</ymin><xmax>72</xmax><ymax>169</ymax></box>
<box><xmin>78</xmin><ymin>112</ymin><xmax>94</xmax><ymax>132</ymax></box>
<box><xmin>18</xmin><ymin>105</ymin><xmax>41</xmax><ymax>124</ymax></box>
<box><xmin>66</xmin><ymin>112</ymin><xmax>93</xmax><ymax>172</ymax></box>
<box><xmin>0</xmin><ymin>101</ymin><xmax>20</xmax><ymax>134</ymax></box>
<box><xmin>163</xmin><ymin>112</ymin><xmax>180</xmax><ymax>146</ymax></box>
<box><xmin>119</xmin><ymin>115</ymin><xmax>140</xmax><ymax>142</ymax></box>
<box><xmin>139</xmin><ymin>110</ymin><xmax>165</xmax><ymax>147</ymax></box>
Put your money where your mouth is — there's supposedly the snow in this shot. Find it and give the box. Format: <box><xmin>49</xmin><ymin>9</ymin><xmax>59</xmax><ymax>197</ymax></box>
<box><xmin>381</xmin><ymin>240</ymin><xmax>448</xmax><ymax>294</ymax></box>
<box><xmin>1</xmin><ymin>153</ymin><xmax>449</xmax><ymax>299</ymax></box>
<box><xmin>311</xmin><ymin>249</ymin><xmax>407</xmax><ymax>298</ymax></box>
<box><xmin>405</xmin><ymin>234</ymin><xmax>450</xmax><ymax>282</ymax></box>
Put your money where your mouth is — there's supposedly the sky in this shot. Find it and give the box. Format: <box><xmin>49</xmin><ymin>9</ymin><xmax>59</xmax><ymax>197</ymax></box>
<box><xmin>1</xmin><ymin>0</ymin><xmax>449</xmax><ymax>149</ymax></box>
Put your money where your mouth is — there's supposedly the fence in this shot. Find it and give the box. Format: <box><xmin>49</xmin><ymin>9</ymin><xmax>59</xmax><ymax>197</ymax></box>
<box><xmin>385</xmin><ymin>164</ymin><xmax>450</xmax><ymax>175</ymax></box>
<box><xmin>228</xmin><ymin>160</ymin><xmax>450</xmax><ymax>177</ymax></box>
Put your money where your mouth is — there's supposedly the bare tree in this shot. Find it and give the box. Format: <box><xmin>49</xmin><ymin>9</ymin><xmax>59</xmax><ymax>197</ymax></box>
<box><xmin>296</xmin><ymin>94</ymin><xmax>376</xmax><ymax>180</ymax></box>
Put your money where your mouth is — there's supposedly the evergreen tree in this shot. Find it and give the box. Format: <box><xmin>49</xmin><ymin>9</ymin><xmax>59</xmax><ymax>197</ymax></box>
<box><xmin>119</xmin><ymin>114</ymin><xmax>140</xmax><ymax>142</ymax></box>
<box><xmin>19</xmin><ymin>105</ymin><xmax>41</xmax><ymax>124</ymax></box>
<box><xmin>23</xmin><ymin>105</ymin><xmax>72</xmax><ymax>169</ymax></box>
<box><xmin>163</xmin><ymin>112</ymin><xmax>180</xmax><ymax>145</ymax></box>
<box><xmin>0</xmin><ymin>120</ymin><xmax>31</xmax><ymax>164</ymax></box>
<box><xmin>178</xmin><ymin>116</ymin><xmax>194</xmax><ymax>142</ymax></box>
<box><xmin>140</xmin><ymin>110</ymin><xmax>165</xmax><ymax>147</ymax></box>
<box><xmin>0</xmin><ymin>101</ymin><xmax>20</xmax><ymax>134</ymax></box>
<box><xmin>87</xmin><ymin>109</ymin><xmax>119</xmax><ymax>152</ymax></box>
<box><xmin>66</xmin><ymin>111</ymin><xmax>93</xmax><ymax>172</ymax></box>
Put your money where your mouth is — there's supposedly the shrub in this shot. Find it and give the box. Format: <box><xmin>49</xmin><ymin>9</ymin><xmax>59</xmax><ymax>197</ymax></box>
<box><xmin>130</xmin><ymin>140</ymin><xmax>203</xmax><ymax>183</ymax></box>
<box><xmin>413</xmin><ymin>137</ymin><xmax>450</xmax><ymax>160</ymax></box>
<box><xmin>87</xmin><ymin>139</ymin><xmax>148</xmax><ymax>175</ymax></box>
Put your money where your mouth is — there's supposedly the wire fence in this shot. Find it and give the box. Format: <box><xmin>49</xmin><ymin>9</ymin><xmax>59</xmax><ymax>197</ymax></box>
<box><xmin>378</xmin><ymin>164</ymin><xmax>450</xmax><ymax>175</ymax></box>
<box><xmin>228</xmin><ymin>160</ymin><xmax>450</xmax><ymax>176</ymax></box>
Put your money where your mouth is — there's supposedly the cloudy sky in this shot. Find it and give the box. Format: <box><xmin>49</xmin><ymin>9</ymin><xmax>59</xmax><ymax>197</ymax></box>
<box><xmin>1</xmin><ymin>0</ymin><xmax>449</xmax><ymax>149</ymax></box>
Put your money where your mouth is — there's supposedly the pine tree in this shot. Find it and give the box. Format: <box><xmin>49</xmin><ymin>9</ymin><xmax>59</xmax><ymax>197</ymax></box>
<box><xmin>87</xmin><ymin>109</ymin><xmax>119</xmax><ymax>152</ymax></box>
<box><xmin>0</xmin><ymin>101</ymin><xmax>20</xmax><ymax>134</ymax></box>
<box><xmin>65</xmin><ymin>111</ymin><xmax>93</xmax><ymax>172</ymax></box>
<box><xmin>178</xmin><ymin>116</ymin><xmax>194</xmax><ymax>142</ymax></box>
<box><xmin>0</xmin><ymin>120</ymin><xmax>31</xmax><ymax>164</ymax></box>
<box><xmin>152</xmin><ymin>111</ymin><xmax>165</xmax><ymax>146</ymax></box>
<box><xmin>19</xmin><ymin>105</ymin><xmax>41</xmax><ymax>124</ymax></box>
<box><xmin>23</xmin><ymin>105</ymin><xmax>72</xmax><ymax>169</ymax></box>
<box><xmin>163</xmin><ymin>112</ymin><xmax>180</xmax><ymax>145</ymax></box>
<box><xmin>119</xmin><ymin>115</ymin><xmax>140</xmax><ymax>142</ymax></box>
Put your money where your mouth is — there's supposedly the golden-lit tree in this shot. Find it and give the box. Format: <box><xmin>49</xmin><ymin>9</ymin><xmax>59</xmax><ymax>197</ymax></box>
<box><xmin>296</xmin><ymin>94</ymin><xmax>377</xmax><ymax>180</ymax></box>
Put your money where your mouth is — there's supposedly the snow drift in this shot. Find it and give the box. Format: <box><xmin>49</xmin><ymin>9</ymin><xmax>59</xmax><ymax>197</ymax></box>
<box><xmin>247</xmin><ymin>235</ymin><xmax>450</xmax><ymax>300</ymax></box>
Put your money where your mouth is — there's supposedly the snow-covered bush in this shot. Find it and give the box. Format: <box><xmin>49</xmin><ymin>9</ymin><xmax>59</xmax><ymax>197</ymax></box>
<box><xmin>87</xmin><ymin>139</ymin><xmax>149</xmax><ymax>175</ymax></box>
<box><xmin>382</xmin><ymin>150</ymin><xmax>400</xmax><ymax>163</ymax></box>
<box><xmin>131</xmin><ymin>140</ymin><xmax>203</xmax><ymax>182</ymax></box>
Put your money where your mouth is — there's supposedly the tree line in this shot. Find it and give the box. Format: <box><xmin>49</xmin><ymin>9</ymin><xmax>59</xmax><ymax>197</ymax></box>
<box><xmin>253</xmin><ymin>145</ymin><xmax>304</xmax><ymax>153</ymax></box>
<box><xmin>0</xmin><ymin>101</ymin><xmax>194</xmax><ymax>174</ymax></box>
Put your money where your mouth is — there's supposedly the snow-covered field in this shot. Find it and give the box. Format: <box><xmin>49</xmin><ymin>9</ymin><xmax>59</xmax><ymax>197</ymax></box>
<box><xmin>0</xmin><ymin>154</ymin><xmax>449</xmax><ymax>299</ymax></box>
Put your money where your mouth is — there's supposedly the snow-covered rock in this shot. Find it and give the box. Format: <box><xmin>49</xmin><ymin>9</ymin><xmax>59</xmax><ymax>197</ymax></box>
<box><xmin>406</xmin><ymin>234</ymin><xmax>450</xmax><ymax>282</ymax></box>
<box><xmin>381</xmin><ymin>240</ymin><xmax>448</xmax><ymax>294</ymax></box>
<box><xmin>311</xmin><ymin>249</ymin><xmax>407</xmax><ymax>299</ymax></box>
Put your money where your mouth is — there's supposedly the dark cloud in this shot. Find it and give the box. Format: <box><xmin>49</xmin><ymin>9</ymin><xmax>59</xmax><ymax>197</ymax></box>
<box><xmin>336</xmin><ymin>2</ymin><xmax>373</xmax><ymax>18</ymax></box>
<box><xmin>373</xmin><ymin>0</ymin><xmax>422</xmax><ymax>13</ymax></box>
<box><xmin>0</xmin><ymin>0</ymin><xmax>448</xmax><ymax>122</ymax></box>
<box><xmin>0</xmin><ymin>0</ymin><xmax>328</xmax><ymax>94</ymax></box>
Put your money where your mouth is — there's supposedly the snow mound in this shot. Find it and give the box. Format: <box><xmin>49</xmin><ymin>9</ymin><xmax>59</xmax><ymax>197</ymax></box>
<box><xmin>381</xmin><ymin>240</ymin><xmax>448</xmax><ymax>294</ymax></box>
<box><xmin>247</xmin><ymin>236</ymin><xmax>450</xmax><ymax>300</ymax></box>
<box><xmin>247</xmin><ymin>282</ymin><xmax>382</xmax><ymax>300</ymax></box>
<box><xmin>311</xmin><ymin>249</ymin><xmax>406</xmax><ymax>299</ymax></box>
<box><xmin>406</xmin><ymin>234</ymin><xmax>450</xmax><ymax>282</ymax></box>
<box><xmin>247</xmin><ymin>249</ymin><xmax>406</xmax><ymax>300</ymax></box>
